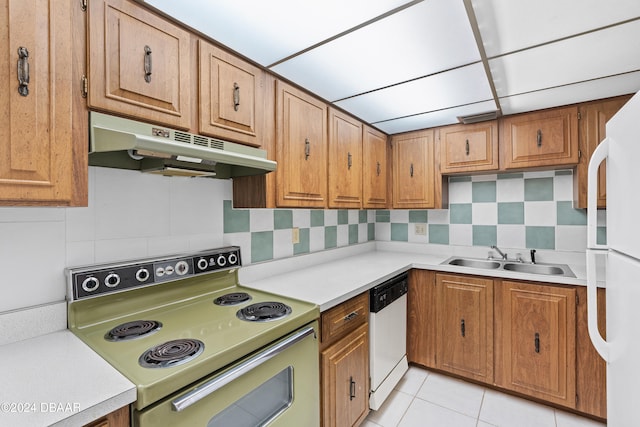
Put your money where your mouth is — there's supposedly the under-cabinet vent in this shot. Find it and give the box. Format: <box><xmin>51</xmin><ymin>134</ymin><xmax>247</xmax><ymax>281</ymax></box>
<box><xmin>457</xmin><ymin>110</ymin><xmax>500</xmax><ymax>124</ymax></box>
<box><xmin>174</xmin><ymin>131</ymin><xmax>191</xmax><ymax>144</ymax></box>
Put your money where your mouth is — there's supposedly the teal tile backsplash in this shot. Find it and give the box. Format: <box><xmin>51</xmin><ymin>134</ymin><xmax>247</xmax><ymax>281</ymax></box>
<box><xmin>223</xmin><ymin>170</ymin><xmax>605</xmax><ymax>265</ymax></box>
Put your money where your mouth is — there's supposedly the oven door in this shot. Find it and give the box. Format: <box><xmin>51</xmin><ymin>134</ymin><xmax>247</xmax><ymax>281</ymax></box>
<box><xmin>133</xmin><ymin>322</ymin><xmax>319</xmax><ymax>427</ymax></box>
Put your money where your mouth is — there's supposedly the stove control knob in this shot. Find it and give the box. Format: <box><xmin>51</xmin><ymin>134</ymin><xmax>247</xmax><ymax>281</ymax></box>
<box><xmin>228</xmin><ymin>253</ymin><xmax>238</xmax><ymax>265</ymax></box>
<box><xmin>135</xmin><ymin>268</ymin><xmax>150</xmax><ymax>282</ymax></box>
<box><xmin>217</xmin><ymin>255</ymin><xmax>227</xmax><ymax>267</ymax></box>
<box><xmin>196</xmin><ymin>258</ymin><xmax>208</xmax><ymax>271</ymax></box>
<box><xmin>165</xmin><ymin>265</ymin><xmax>174</xmax><ymax>275</ymax></box>
<box><xmin>81</xmin><ymin>276</ymin><xmax>100</xmax><ymax>292</ymax></box>
<box><xmin>175</xmin><ymin>260</ymin><xmax>189</xmax><ymax>276</ymax></box>
<box><xmin>105</xmin><ymin>273</ymin><xmax>120</xmax><ymax>288</ymax></box>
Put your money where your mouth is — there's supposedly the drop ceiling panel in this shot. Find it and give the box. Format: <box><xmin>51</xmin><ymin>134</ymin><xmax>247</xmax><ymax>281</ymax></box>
<box><xmin>471</xmin><ymin>0</ymin><xmax>640</xmax><ymax>57</ymax></box>
<box><xmin>270</xmin><ymin>0</ymin><xmax>480</xmax><ymax>101</ymax></box>
<box><xmin>489</xmin><ymin>20</ymin><xmax>640</xmax><ymax>98</ymax></box>
<box><xmin>500</xmin><ymin>71</ymin><xmax>640</xmax><ymax>115</ymax></box>
<box><xmin>373</xmin><ymin>100</ymin><xmax>498</xmax><ymax>134</ymax></box>
<box><xmin>144</xmin><ymin>0</ymin><xmax>415</xmax><ymax>66</ymax></box>
<box><xmin>334</xmin><ymin>63</ymin><xmax>492</xmax><ymax>123</ymax></box>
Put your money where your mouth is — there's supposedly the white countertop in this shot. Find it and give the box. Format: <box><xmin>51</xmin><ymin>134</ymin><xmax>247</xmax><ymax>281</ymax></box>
<box><xmin>0</xmin><ymin>330</ymin><xmax>136</xmax><ymax>427</ymax></box>
<box><xmin>240</xmin><ymin>242</ymin><xmax>593</xmax><ymax>311</ymax></box>
<box><xmin>0</xmin><ymin>242</ymin><xmax>597</xmax><ymax>426</ymax></box>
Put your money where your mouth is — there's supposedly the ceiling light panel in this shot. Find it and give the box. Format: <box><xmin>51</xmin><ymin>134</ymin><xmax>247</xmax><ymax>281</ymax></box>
<box><xmin>489</xmin><ymin>20</ymin><xmax>640</xmax><ymax>98</ymax></box>
<box><xmin>270</xmin><ymin>0</ymin><xmax>481</xmax><ymax>101</ymax></box>
<box><xmin>373</xmin><ymin>100</ymin><xmax>498</xmax><ymax>134</ymax></box>
<box><xmin>144</xmin><ymin>0</ymin><xmax>415</xmax><ymax>66</ymax></box>
<box><xmin>471</xmin><ymin>0</ymin><xmax>640</xmax><ymax>57</ymax></box>
<box><xmin>334</xmin><ymin>63</ymin><xmax>493</xmax><ymax>123</ymax></box>
<box><xmin>500</xmin><ymin>71</ymin><xmax>640</xmax><ymax>115</ymax></box>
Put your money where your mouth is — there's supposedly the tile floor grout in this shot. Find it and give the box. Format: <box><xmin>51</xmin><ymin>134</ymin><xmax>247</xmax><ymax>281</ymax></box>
<box><xmin>363</xmin><ymin>366</ymin><xmax>606</xmax><ymax>427</ymax></box>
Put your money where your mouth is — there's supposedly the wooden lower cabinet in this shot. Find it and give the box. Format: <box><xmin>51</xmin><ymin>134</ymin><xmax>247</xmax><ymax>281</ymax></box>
<box><xmin>407</xmin><ymin>270</ymin><xmax>607</xmax><ymax>420</ymax></box>
<box><xmin>83</xmin><ymin>405</ymin><xmax>130</xmax><ymax>427</ymax></box>
<box><xmin>495</xmin><ymin>280</ymin><xmax>576</xmax><ymax>407</ymax></box>
<box><xmin>436</xmin><ymin>274</ymin><xmax>493</xmax><ymax>383</ymax></box>
<box><xmin>321</xmin><ymin>323</ymin><xmax>369</xmax><ymax>427</ymax></box>
<box><xmin>320</xmin><ymin>293</ymin><xmax>369</xmax><ymax>427</ymax></box>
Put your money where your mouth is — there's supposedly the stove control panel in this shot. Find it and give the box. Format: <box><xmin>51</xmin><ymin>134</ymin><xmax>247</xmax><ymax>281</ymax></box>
<box><xmin>67</xmin><ymin>246</ymin><xmax>242</xmax><ymax>300</ymax></box>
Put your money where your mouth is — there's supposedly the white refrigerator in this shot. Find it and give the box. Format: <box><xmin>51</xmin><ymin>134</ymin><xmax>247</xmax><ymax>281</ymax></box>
<box><xmin>586</xmin><ymin>90</ymin><xmax>640</xmax><ymax>426</ymax></box>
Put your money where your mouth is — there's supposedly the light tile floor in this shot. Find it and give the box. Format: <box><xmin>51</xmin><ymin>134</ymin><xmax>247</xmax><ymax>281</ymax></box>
<box><xmin>363</xmin><ymin>367</ymin><xmax>606</xmax><ymax>427</ymax></box>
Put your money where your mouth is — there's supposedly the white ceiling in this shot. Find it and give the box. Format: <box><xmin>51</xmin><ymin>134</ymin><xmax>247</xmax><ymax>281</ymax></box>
<box><xmin>144</xmin><ymin>0</ymin><xmax>640</xmax><ymax>134</ymax></box>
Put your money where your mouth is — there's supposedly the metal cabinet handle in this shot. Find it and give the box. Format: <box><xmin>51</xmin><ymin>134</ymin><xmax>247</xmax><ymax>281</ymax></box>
<box><xmin>344</xmin><ymin>311</ymin><xmax>358</xmax><ymax>322</ymax></box>
<box><xmin>144</xmin><ymin>45</ymin><xmax>152</xmax><ymax>83</ymax></box>
<box><xmin>17</xmin><ymin>47</ymin><xmax>30</xmax><ymax>96</ymax></box>
<box><xmin>410</xmin><ymin>163</ymin><xmax>414</xmax><ymax>177</ymax></box>
<box><xmin>465</xmin><ymin>139</ymin><xmax>470</xmax><ymax>156</ymax></box>
<box><xmin>347</xmin><ymin>152</ymin><xmax>352</xmax><ymax>170</ymax></box>
<box><xmin>171</xmin><ymin>326</ymin><xmax>316</xmax><ymax>412</ymax></box>
<box><xmin>535</xmin><ymin>332</ymin><xmax>540</xmax><ymax>353</ymax></box>
<box><xmin>376</xmin><ymin>161</ymin><xmax>381</xmax><ymax>176</ymax></box>
<box><xmin>460</xmin><ymin>319</ymin><xmax>465</xmax><ymax>337</ymax></box>
<box><xmin>536</xmin><ymin>129</ymin><xmax>542</xmax><ymax>147</ymax></box>
<box><xmin>349</xmin><ymin>376</ymin><xmax>356</xmax><ymax>401</ymax></box>
<box><xmin>233</xmin><ymin>82</ymin><xmax>240</xmax><ymax>111</ymax></box>
<box><xmin>304</xmin><ymin>138</ymin><xmax>310</xmax><ymax>160</ymax></box>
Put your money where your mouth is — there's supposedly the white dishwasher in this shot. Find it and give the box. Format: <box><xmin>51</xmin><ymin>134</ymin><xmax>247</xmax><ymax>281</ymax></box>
<box><xmin>369</xmin><ymin>272</ymin><xmax>409</xmax><ymax>410</ymax></box>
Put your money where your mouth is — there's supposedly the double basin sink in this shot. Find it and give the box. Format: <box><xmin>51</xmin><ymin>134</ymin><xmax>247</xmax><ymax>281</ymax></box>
<box><xmin>441</xmin><ymin>257</ymin><xmax>575</xmax><ymax>278</ymax></box>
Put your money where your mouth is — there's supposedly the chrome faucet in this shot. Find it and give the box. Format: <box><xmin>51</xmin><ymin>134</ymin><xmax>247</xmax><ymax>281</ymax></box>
<box><xmin>490</xmin><ymin>245</ymin><xmax>508</xmax><ymax>260</ymax></box>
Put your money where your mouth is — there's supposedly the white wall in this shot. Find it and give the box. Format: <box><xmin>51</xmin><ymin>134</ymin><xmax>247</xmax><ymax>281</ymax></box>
<box><xmin>0</xmin><ymin>167</ymin><xmax>231</xmax><ymax>313</ymax></box>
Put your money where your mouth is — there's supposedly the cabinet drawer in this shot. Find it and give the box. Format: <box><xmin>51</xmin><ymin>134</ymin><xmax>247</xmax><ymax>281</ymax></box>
<box><xmin>321</xmin><ymin>293</ymin><xmax>368</xmax><ymax>344</ymax></box>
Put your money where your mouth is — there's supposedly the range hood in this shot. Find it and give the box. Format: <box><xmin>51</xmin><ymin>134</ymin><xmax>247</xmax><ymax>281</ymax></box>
<box><xmin>89</xmin><ymin>112</ymin><xmax>276</xmax><ymax>178</ymax></box>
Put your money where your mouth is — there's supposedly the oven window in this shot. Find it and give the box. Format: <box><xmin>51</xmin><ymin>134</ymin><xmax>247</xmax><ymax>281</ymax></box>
<box><xmin>207</xmin><ymin>366</ymin><xmax>293</xmax><ymax>427</ymax></box>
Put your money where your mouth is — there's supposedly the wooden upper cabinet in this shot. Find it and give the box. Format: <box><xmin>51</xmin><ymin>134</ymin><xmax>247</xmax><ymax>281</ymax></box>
<box><xmin>328</xmin><ymin>108</ymin><xmax>363</xmax><ymax>208</ymax></box>
<box><xmin>276</xmin><ymin>81</ymin><xmax>328</xmax><ymax>208</ymax></box>
<box><xmin>363</xmin><ymin>126</ymin><xmax>389</xmax><ymax>209</ymax></box>
<box><xmin>199</xmin><ymin>40</ymin><xmax>264</xmax><ymax>147</ymax></box>
<box><xmin>501</xmin><ymin>106</ymin><xmax>579</xmax><ymax>169</ymax></box>
<box><xmin>435</xmin><ymin>274</ymin><xmax>494</xmax><ymax>383</ymax></box>
<box><xmin>0</xmin><ymin>0</ymin><xmax>87</xmax><ymax>206</ymax></box>
<box><xmin>87</xmin><ymin>0</ymin><xmax>191</xmax><ymax>129</ymax></box>
<box><xmin>496</xmin><ymin>281</ymin><xmax>576</xmax><ymax>408</ymax></box>
<box><xmin>574</xmin><ymin>95</ymin><xmax>631</xmax><ymax>209</ymax></box>
<box><xmin>392</xmin><ymin>130</ymin><xmax>436</xmax><ymax>209</ymax></box>
<box><xmin>439</xmin><ymin>121</ymin><xmax>499</xmax><ymax>174</ymax></box>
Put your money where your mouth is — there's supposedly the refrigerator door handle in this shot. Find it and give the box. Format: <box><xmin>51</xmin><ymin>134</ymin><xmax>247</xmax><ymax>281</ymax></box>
<box><xmin>586</xmin><ymin>249</ymin><xmax>609</xmax><ymax>362</ymax></box>
<box><xmin>587</xmin><ymin>138</ymin><xmax>609</xmax><ymax>249</ymax></box>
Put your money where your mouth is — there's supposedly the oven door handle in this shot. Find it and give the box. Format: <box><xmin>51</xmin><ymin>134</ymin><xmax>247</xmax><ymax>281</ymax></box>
<box><xmin>171</xmin><ymin>325</ymin><xmax>316</xmax><ymax>412</ymax></box>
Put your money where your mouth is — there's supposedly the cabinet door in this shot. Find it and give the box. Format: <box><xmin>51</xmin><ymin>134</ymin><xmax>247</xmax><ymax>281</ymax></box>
<box><xmin>407</xmin><ymin>270</ymin><xmax>437</xmax><ymax>368</ymax></box>
<box><xmin>501</xmin><ymin>106</ymin><xmax>579</xmax><ymax>169</ymax></box>
<box><xmin>0</xmin><ymin>0</ymin><xmax>85</xmax><ymax>206</ymax></box>
<box><xmin>321</xmin><ymin>323</ymin><xmax>369</xmax><ymax>427</ymax></box>
<box><xmin>199</xmin><ymin>40</ymin><xmax>263</xmax><ymax>147</ymax></box>
<box><xmin>83</xmin><ymin>405</ymin><xmax>129</xmax><ymax>427</ymax></box>
<box><xmin>574</xmin><ymin>95</ymin><xmax>631</xmax><ymax>209</ymax></box>
<box><xmin>276</xmin><ymin>81</ymin><xmax>327</xmax><ymax>208</ymax></box>
<box><xmin>575</xmin><ymin>287</ymin><xmax>607</xmax><ymax>419</ymax></box>
<box><xmin>439</xmin><ymin>121</ymin><xmax>499</xmax><ymax>174</ymax></box>
<box><xmin>88</xmin><ymin>0</ymin><xmax>191</xmax><ymax>129</ymax></box>
<box><xmin>328</xmin><ymin>108</ymin><xmax>362</xmax><ymax>208</ymax></box>
<box><xmin>435</xmin><ymin>274</ymin><xmax>494</xmax><ymax>383</ymax></box>
<box><xmin>392</xmin><ymin>130</ymin><xmax>436</xmax><ymax>209</ymax></box>
<box><xmin>363</xmin><ymin>126</ymin><xmax>389</xmax><ymax>209</ymax></box>
<box><xmin>497</xmin><ymin>281</ymin><xmax>576</xmax><ymax>407</ymax></box>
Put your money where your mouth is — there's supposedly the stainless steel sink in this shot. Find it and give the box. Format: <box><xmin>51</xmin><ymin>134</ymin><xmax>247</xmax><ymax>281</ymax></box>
<box><xmin>503</xmin><ymin>262</ymin><xmax>574</xmax><ymax>277</ymax></box>
<box><xmin>446</xmin><ymin>258</ymin><xmax>501</xmax><ymax>269</ymax></box>
<box><xmin>441</xmin><ymin>257</ymin><xmax>575</xmax><ymax>278</ymax></box>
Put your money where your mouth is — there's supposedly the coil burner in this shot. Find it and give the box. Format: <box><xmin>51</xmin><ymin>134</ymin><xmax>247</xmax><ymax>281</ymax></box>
<box><xmin>213</xmin><ymin>292</ymin><xmax>252</xmax><ymax>306</ymax></box>
<box><xmin>236</xmin><ymin>302</ymin><xmax>292</xmax><ymax>322</ymax></box>
<box><xmin>105</xmin><ymin>320</ymin><xmax>162</xmax><ymax>342</ymax></box>
<box><xmin>139</xmin><ymin>339</ymin><xmax>205</xmax><ymax>368</ymax></box>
